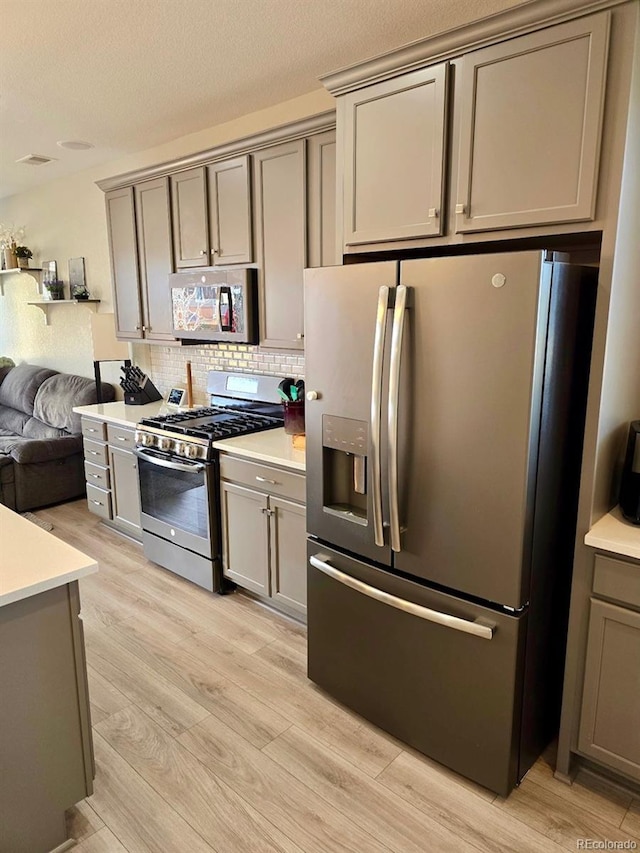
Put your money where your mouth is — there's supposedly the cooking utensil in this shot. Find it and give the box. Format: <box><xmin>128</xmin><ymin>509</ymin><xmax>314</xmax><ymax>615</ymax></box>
<box><xmin>278</xmin><ymin>378</ymin><xmax>294</xmax><ymax>400</ymax></box>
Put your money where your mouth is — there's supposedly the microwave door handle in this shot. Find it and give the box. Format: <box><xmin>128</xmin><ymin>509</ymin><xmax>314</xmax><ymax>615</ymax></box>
<box><xmin>133</xmin><ymin>448</ymin><xmax>205</xmax><ymax>473</ymax></box>
<box><xmin>371</xmin><ymin>285</ymin><xmax>390</xmax><ymax>547</ymax></box>
<box><xmin>388</xmin><ymin>284</ymin><xmax>408</xmax><ymax>553</ymax></box>
<box><xmin>219</xmin><ymin>286</ymin><xmax>232</xmax><ymax>332</ymax></box>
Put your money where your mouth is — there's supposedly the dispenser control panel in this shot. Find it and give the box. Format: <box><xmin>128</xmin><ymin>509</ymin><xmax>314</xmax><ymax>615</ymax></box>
<box><xmin>322</xmin><ymin>416</ymin><xmax>367</xmax><ymax>453</ymax></box>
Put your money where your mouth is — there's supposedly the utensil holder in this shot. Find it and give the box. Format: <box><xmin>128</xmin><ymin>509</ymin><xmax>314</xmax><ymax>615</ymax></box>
<box><xmin>283</xmin><ymin>400</ymin><xmax>305</xmax><ymax>435</ymax></box>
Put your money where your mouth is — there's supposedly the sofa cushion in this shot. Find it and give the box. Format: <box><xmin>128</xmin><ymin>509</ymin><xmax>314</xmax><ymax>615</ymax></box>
<box><xmin>0</xmin><ymin>435</ymin><xmax>30</xmax><ymax>456</ymax></box>
<box><xmin>0</xmin><ymin>364</ymin><xmax>58</xmax><ymax>415</ymax></box>
<box><xmin>22</xmin><ymin>418</ymin><xmax>67</xmax><ymax>440</ymax></box>
<box><xmin>0</xmin><ymin>365</ymin><xmax>13</xmax><ymax>388</ymax></box>
<box><xmin>0</xmin><ymin>434</ymin><xmax>83</xmax><ymax>464</ymax></box>
<box><xmin>34</xmin><ymin>372</ymin><xmax>115</xmax><ymax>434</ymax></box>
<box><xmin>0</xmin><ymin>405</ymin><xmax>30</xmax><ymax>436</ymax></box>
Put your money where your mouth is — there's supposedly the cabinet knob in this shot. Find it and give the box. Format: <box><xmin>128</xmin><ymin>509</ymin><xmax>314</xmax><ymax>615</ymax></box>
<box><xmin>455</xmin><ymin>203</ymin><xmax>467</xmax><ymax>215</ymax></box>
<box><xmin>428</xmin><ymin>208</ymin><xmax>439</xmax><ymax>218</ymax></box>
<box><xmin>200</xmin><ymin>250</ymin><xmax>207</xmax><ymax>255</ymax></box>
<box><xmin>296</xmin><ymin>332</ymin><xmax>304</xmax><ymax>340</ymax></box>
<box><xmin>306</xmin><ymin>391</ymin><xmax>319</xmax><ymax>401</ymax></box>
<box><xmin>211</xmin><ymin>248</ymin><xmax>218</xmax><ymax>255</ymax></box>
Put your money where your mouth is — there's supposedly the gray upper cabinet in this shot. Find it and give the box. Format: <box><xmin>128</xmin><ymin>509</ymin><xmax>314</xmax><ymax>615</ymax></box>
<box><xmin>455</xmin><ymin>13</ymin><xmax>609</xmax><ymax>233</ymax></box>
<box><xmin>207</xmin><ymin>155</ymin><xmax>252</xmax><ymax>265</ymax></box>
<box><xmin>308</xmin><ymin>130</ymin><xmax>338</xmax><ymax>267</ymax></box>
<box><xmin>342</xmin><ymin>65</ymin><xmax>448</xmax><ymax>246</ymax></box>
<box><xmin>105</xmin><ymin>187</ymin><xmax>142</xmax><ymax>340</ymax></box>
<box><xmin>171</xmin><ymin>167</ymin><xmax>209</xmax><ymax>268</ymax></box>
<box><xmin>253</xmin><ymin>139</ymin><xmax>306</xmax><ymax>349</ymax></box>
<box><xmin>134</xmin><ymin>177</ymin><xmax>174</xmax><ymax>340</ymax></box>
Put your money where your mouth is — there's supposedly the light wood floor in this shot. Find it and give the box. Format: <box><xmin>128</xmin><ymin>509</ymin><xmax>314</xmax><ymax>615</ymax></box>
<box><xmin>32</xmin><ymin>499</ymin><xmax>640</xmax><ymax>853</ymax></box>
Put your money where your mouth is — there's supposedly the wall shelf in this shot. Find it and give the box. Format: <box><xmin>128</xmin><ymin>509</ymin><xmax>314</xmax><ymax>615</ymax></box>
<box><xmin>27</xmin><ymin>299</ymin><xmax>100</xmax><ymax>325</ymax></box>
<box><xmin>0</xmin><ymin>267</ymin><xmax>43</xmax><ymax>296</ymax></box>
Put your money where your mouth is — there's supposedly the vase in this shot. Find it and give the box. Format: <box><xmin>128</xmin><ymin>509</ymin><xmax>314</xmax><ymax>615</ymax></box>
<box><xmin>17</xmin><ymin>258</ymin><xmax>29</xmax><ymax>269</ymax></box>
<box><xmin>46</xmin><ymin>285</ymin><xmax>65</xmax><ymax>301</ymax></box>
<box><xmin>3</xmin><ymin>247</ymin><xmax>17</xmax><ymax>270</ymax></box>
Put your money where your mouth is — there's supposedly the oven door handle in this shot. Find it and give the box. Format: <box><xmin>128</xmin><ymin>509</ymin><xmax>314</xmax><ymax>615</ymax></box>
<box><xmin>133</xmin><ymin>448</ymin><xmax>206</xmax><ymax>473</ymax></box>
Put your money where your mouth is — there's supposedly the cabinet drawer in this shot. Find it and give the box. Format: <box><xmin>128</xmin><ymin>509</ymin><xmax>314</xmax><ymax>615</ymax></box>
<box><xmin>107</xmin><ymin>423</ymin><xmax>136</xmax><ymax>450</ymax></box>
<box><xmin>86</xmin><ymin>484</ymin><xmax>112</xmax><ymax>520</ymax></box>
<box><xmin>220</xmin><ymin>455</ymin><xmax>305</xmax><ymax>503</ymax></box>
<box><xmin>83</xmin><ymin>438</ymin><xmax>109</xmax><ymax>466</ymax></box>
<box><xmin>593</xmin><ymin>554</ymin><xmax>640</xmax><ymax>610</ymax></box>
<box><xmin>84</xmin><ymin>461</ymin><xmax>110</xmax><ymax>490</ymax></box>
<box><xmin>81</xmin><ymin>418</ymin><xmax>107</xmax><ymax>441</ymax></box>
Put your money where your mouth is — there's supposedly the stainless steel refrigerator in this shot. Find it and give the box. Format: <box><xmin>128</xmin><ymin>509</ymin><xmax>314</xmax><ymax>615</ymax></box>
<box><xmin>303</xmin><ymin>251</ymin><xmax>597</xmax><ymax>796</ymax></box>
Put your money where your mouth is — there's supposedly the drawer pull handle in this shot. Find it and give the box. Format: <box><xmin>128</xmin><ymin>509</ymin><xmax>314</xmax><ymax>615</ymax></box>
<box><xmin>88</xmin><ymin>428</ymin><xmax>97</xmax><ymax>432</ymax></box>
<box><xmin>256</xmin><ymin>476</ymin><xmax>278</xmax><ymax>485</ymax></box>
<box><xmin>88</xmin><ymin>450</ymin><xmax>99</xmax><ymax>456</ymax></box>
<box><xmin>309</xmin><ymin>555</ymin><xmax>495</xmax><ymax>640</ymax></box>
<box><xmin>90</xmin><ymin>474</ymin><xmax>100</xmax><ymax>479</ymax></box>
<box><xmin>91</xmin><ymin>500</ymin><xmax>103</xmax><ymax>506</ymax></box>
<box><xmin>116</xmin><ymin>436</ymin><xmax>127</xmax><ymax>441</ymax></box>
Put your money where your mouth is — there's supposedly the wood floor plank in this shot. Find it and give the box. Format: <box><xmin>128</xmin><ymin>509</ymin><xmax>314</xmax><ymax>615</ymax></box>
<box><xmin>378</xmin><ymin>749</ymin><xmax>563</xmax><ymax>853</ymax></box>
<box><xmin>85</xmin><ymin>626</ymin><xmax>210</xmax><ymax>737</ymax></box>
<box><xmin>72</xmin><ymin>826</ymin><xmax>129</xmax><ymax>853</ymax></box>
<box><xmin>496</xmin><ymin>776</ymin><xmax>640</xmax><ymax>849</ymax></box>
<box><xmin>178</xmin><ymin>714</ymin><xmax>393</xmax><ymax>853</ymax></box>
<box><xmin>88</xmin><ymin>732</ymin><xmax>216</xmax><ymax>853</ymax></box>
<box><xmin>182</xmin><ymin>630</ymin><xmax>403</xmax><ymax>777</ymax></box>
<box><xmin>524</xmin><ymin>754</ymin><xmax>633</xmax><ymax>827</ymax></box>
<box><xmin>66</xmin><ymin>799</ymin><xmax>105</xmax><ymax>843</ymax></box>
<box><xmin>97</xmin><ymin>706</ymin><xmax>301</xmax><ymax>853</ymax></box>
<box><xmin>86</xmin><ymin>664</ymin><xmax>133</xmax><ymax>724</ymax></box>
<box><xmin>105</xmin><ymin>617</ymin><xmax>293</xmax><ymax>748</ymax></box>
<box><xmin>263</xmin><ymin>724</ymin><xmax>481</xmax><ymax>853</ymax></box>
<box><xmin>622</xmin><ymin>800</ymin><xmax>640</xmax><ymax>837</ymax></box>
<box><xmin>223</xmin><ymin>592</ymin><xmax>308</xmax><ymax>651</ymax></box>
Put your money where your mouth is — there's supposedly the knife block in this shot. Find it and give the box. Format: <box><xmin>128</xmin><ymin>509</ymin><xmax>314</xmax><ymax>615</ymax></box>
<box><xmin>124</xmin><ymin>378</ymin><xmax>163</xmax><ymax>405</ymax></box>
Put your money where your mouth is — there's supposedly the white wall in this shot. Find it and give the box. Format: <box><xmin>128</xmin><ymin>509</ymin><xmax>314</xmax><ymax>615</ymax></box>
<box><xmin>0</xmin><ymin>88</ymin><xmax>333</xmax><ymax>385</ymax></box>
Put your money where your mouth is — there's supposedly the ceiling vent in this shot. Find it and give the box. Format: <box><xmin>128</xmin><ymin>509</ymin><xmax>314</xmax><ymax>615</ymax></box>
<box><xmin>15</xmin><ymin>154</ymin><xmax>56</xmax><ymax>166</ymax></box>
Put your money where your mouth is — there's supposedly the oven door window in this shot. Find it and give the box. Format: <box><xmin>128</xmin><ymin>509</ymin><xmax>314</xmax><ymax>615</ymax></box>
<box><xmin>138</xmin><ymin>453</ymin><xmax>210</xmax><ymax>539</ymax></box>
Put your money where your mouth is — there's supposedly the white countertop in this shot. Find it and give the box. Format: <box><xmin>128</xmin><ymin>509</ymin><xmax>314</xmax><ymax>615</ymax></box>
<box><xmin>0</xmin><ymin>506</ymin><xmax>98</xmax><ymax>607</ymax></box>
<box><xmin>585</xmin><ymin>507</ymin><xmax>640</xmax><ymax>561</ymax></box>
<box><xmin>74</xmin><ymin>400</ymin><xmax>166</xmax><ymax>428</ymax></box>
<box><xmin>213</xmin><ymin>428</ymin><xmax>306</xmax><ymax>472</ymax></box>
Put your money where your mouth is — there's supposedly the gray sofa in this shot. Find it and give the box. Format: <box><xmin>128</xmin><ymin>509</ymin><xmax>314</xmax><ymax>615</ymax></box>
<box><xmin>0</xmin><ymin>363</ymin><xmax>115</xmax><ymax>512</ymax></box>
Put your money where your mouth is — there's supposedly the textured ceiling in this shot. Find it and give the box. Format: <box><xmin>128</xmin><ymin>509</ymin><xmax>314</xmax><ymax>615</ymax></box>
<box><xmin>0</xmin><ymin>0</ymin><xmax>530</xmax><ymax>199</ymax></box>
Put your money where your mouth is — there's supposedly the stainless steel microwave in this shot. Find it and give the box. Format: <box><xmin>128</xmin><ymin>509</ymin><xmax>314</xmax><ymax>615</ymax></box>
<box><xmin>169</xmin><ymin>269</ymin><xmax>258</xmax><ymax>343</ymax></box>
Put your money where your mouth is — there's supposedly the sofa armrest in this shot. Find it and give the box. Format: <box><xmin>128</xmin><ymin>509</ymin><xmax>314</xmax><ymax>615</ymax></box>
<box><xmin>9</xmin><ymin>435</ymin><xmax>83</xmax><ymax>464</ymax></box>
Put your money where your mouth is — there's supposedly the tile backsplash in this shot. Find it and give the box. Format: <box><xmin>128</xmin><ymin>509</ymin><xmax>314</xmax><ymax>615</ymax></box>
<box><xmin>145</xmin><ymin>343</ymin><xmax>305</xmax><ymax>406</ymax></box>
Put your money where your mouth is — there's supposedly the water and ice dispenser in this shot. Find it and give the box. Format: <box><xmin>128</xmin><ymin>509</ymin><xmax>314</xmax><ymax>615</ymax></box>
<box><xmin>322</xmin><ymin>415</ymin><xmax>368</xmax><ymax>525</ymax></box>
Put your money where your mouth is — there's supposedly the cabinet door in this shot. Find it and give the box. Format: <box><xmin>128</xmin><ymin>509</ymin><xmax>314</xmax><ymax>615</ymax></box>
<box><xmin>171</xmin><ymin>167</ymin><xmax>209</xmax><ymax>268</ymax></box>
<box><xmin>253</xmin><ymin>140</ymin><xmax>306</xmax><ymax>349</ymax></box>
<box><xmin>455</xmin><ymin>12</ymin><xmax>609</xmax><ymax>233</ymax></box>
<box><xmin>578</xmin><ymin>599</ymin><xmax>640</xmax><ymax>781</ymax></box>
<box><xmin>105</xmin><ymin>187</ymin><xmax>142</xmax><ymax>339</ymax></box>
<box><xmin>269</xmin><ymin>496</ymin><xmax>307</xmax><ymax>617</ymax></box>
<box><xmin>208</xmin><ymin>155</ymin><xmax>252</xmax><ymax>265</ymax></box>
<box><xmin>342</xmin><ymin>65</ymin><xmax>447</xmax><ymax>246</ymax></box>
<box><xmin>308</xmin><ymin>130</ymin><xmax>338</xmax><ymax>267</ymax></box>
<box><xmin>221</xmin><ymin>482</ymin><xmax>269</xmax><ymax>595</ymax></box>
<box><xmin>109</xmin><ymin>446</ymin><xmax>141</xmax><ymax>536</ymax></box>
<box><xmin>135</xmin><ymin>177</ymin><xmax>175</xmax><ymax>341</ymax></box>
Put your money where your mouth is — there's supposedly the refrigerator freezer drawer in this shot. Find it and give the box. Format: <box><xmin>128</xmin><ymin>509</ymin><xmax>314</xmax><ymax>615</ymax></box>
<box><xmin>307</xmin><ymin>541</ymin><xmax>528</xmax><ymax>796</ymax></box>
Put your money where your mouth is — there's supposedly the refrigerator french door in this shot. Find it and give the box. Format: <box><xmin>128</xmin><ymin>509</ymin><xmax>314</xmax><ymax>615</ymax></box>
<box><xmin>304</xmin><ymin>252</ymin><xmax>597</xmax><ymax>795</ymax></box>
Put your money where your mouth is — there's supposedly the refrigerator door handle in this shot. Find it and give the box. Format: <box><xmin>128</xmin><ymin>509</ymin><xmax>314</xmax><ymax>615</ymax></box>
<box><xmin>309</xmin><ymin>555</ymin><xmax>495</xmax><ymax>640</ymax></box>
<box><xmin>388</xmin><ymin>284</ymin><xmax>408</xmax><ymax>552</ymax></box>
<box><xmin>371</xmin><ymin>285</ymin><xmax>390</xmax><ymax>547</ymax></box>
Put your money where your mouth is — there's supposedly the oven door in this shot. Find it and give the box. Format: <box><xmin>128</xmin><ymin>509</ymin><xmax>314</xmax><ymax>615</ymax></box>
<box><xmin>135</xmin><ymin>447</ymin><xmax>216</xmax><ymax>558</ymax></box>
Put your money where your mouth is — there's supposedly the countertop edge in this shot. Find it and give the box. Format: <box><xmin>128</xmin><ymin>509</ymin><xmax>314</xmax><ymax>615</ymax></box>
<box><xmin>1</xmin><ymin>561</ymin><xmax>98</xmax><ymax>608</ymax></box>
<box><xmin>584</xmin><ymin>508</ymin><xmax>640</xmax><ymax>561</ymax></box>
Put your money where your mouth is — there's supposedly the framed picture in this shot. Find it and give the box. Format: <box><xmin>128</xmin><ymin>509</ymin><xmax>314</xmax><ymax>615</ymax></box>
<box><xmin>41</xmin><ymin>260</ymin><xmax>58</xmax><ymax>298</ymax></box>
<box><xmin>68</xmin><ymin>257</ymin><xmax>89</xmax><ymax>299</ymax></box>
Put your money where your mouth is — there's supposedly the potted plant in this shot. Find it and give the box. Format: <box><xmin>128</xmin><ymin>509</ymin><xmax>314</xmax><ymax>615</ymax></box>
<box><xmin>14</xmin><ymin>246</ymin><xmax>33</xmax><ymax>269</ymax></box>
<box><xmin>45</xmin><ymin>279</ymin><xmax>65</xmax><ymax>301</ymax></box>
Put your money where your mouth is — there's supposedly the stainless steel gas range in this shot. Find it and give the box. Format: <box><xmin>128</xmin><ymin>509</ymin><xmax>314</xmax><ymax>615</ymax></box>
<box><xmin>134</xmin><ymin>372</ymin><xmax>284</xmax><ymax>592</ymax></box>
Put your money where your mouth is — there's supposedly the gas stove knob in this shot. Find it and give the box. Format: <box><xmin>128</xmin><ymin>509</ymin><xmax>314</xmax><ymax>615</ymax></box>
<box><xmin>138</xmin><ymin>433</ymin><xmax>154</xmax><ymax>447</ymax></box>
<box><xmin>184</xmin><ymin>444</ymin><xmax>200</xmax><ymax>459</ymax></box>
<box><xmin>158</xmin><ymin>437</ymin><xmax>173</xmax><ymax>451</ymax></box>
<box><xmin>173</xmin><ymin>442</ymin><xmax>187</xmax><ymax>457</ymax></box>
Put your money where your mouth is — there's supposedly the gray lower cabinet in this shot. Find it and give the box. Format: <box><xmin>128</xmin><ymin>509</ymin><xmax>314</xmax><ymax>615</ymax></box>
<box><xmin>578</xmin><ymin>554</ymin><xmax>640</xmax><ymax>782</ymax></box>
<box><xmin>171</xmin><ymin>166</ymin><xmax>210</xmax><ymax>268</ymax></box>
<box><xmin>252</xmin><ymin>139</ymin><xmax>307</xmax><ymax>350</ymax></box>
<box><xmin>0</xmin><ymin>581</ymin><xmax>93</xmax><ymax>853</ymax></box>
<box><xmin>220</xmin><ymin>454</ymin><xmax>307</xmax><ymax>618</ymax></box>
<box><xmin>81</xmin><ymin>418</ymin><xmax>141</xmax><ymax>540</ymax></box>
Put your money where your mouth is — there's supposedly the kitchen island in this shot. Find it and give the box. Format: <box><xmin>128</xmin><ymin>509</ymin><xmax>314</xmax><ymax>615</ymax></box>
<box><xmin>0</xmin><ymin>506</ymin><xmax>97</xmax><ymax>853</ymax></box>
